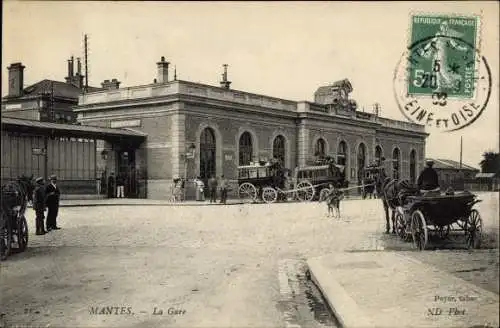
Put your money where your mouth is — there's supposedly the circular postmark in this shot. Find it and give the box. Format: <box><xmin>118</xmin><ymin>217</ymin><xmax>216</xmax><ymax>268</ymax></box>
<box><xmin>393</xmin><ymin>34</ymin><xmax>492</xmax><ymax>132</ymax></box>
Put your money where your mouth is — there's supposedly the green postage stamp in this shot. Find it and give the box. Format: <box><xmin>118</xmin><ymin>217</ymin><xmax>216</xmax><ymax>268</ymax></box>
<box><xmin>393</xmin><ymin>13</ymin><xmax>491</xmax><ymax>132</ymax></box>
<box><xmin>408</xmin><ymin>15</ymin><xmax>479</xmax><ymax>98</ymax></box>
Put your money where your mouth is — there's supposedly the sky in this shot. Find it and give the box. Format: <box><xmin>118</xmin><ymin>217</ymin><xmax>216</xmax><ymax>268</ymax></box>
<box><xmin>2</xmin><ymin>1</ymin><xmax>499</xmax><ymax>168</ymax></box>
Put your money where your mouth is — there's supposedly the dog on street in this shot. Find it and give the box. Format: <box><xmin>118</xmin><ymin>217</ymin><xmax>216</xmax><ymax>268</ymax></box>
<box><xmin>323</xmin><ymin>186</ymin><xmax>344</xmax><ymax>218</ymax></box>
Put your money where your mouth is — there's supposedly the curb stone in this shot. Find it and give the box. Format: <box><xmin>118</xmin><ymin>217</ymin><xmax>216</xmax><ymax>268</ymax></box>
<box><xmin>306</xmin><ymin>257</ymin><xmax>375</xmax><ymax>328</ymax></box>
<box><xmin>59</xmin><ymin>202</ymin><xmax>246</xmax><ymax>207</ymax></box>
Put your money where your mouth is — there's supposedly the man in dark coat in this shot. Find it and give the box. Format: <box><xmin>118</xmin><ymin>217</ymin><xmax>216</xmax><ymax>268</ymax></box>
<box><xmin>417</xmin><ymin>160</ymin><xmax>439</xmax><ymax>191</ymax></box>
<box><xmin>218</xmin><ymin>175</ymin><xmax>228</xmax><ymax>204</ymax></box>
<box><xmin>107</xmin><ymin>173</ymin><xmax>115</xmax><ymax>198</ymax></box>
<box><xmin>208</xmin><ymin>175</ymin><xmax>218</xmax><ymax>203</ymax></box>
<box><xmin>45</xmin><ymin>175</ymin><xmax>61</xmax><ymax>230</ymax></box>
<box><xmin>33</xmin><ymin>177</ymin><xmax>47</xmax><ymax>235</ymax></box>
<box><xmin>101</xmin><ymin>171</ymin><xmax>107</xmax><ymax>196</ymax></box>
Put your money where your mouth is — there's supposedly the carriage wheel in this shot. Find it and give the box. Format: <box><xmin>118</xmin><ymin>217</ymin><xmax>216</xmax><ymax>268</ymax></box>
<box><xmin>262</xmin><ymin>187</ymin><xmax>278</xmax><ymax>204</ymax></box>
<box><xmin>17</xmin><ymin>215</ymin><xmax>28</xmax><ymax>252</ymax></box>
<box><xmin>437</xmin><ymin>225</ymin><xmax>451</xmax><ymax>240</ymax></box>
<box><xmin>411</xmin><ymin>210</ymin><xmax>428</xmax><ymax>251</ymax></box>
<box><xmin>319</xmin><ymin>188</ymin><xmax>330</xmax><ymax>202</ymax></box>
<box><xmin>465</xmin><ymin>209</ymin><xmax>482</xmax><ymax>249</ymax></box>
<box><xmin>395</xmin><ymin>212</ymin><xmax>407</xmax><ymax>240</ymax></box>
<box><xmin>0</xmin><ymin>214</ymin><xmax>13</xmax><ymax>260</ymax></box>
<box><xmin>238</xmin><ymin>183</ymin><xmax>257</xmax><ymax>202</ymax></box>
<box><xmin>295</xmin><ymin>181</ymin><xmax>315</xmax><ymax>202</ymax></box>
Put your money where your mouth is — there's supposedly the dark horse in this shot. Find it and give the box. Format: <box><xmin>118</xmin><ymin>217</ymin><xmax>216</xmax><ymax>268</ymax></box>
<box><xmin>1</xmin><ymin>175</ymin><xmax>35</xmax><ymax>260</ymax></box>
<box><xmin>373</xmin><ymin>168</ymin><xmax>419</xmax><ymax>234</ymax></box>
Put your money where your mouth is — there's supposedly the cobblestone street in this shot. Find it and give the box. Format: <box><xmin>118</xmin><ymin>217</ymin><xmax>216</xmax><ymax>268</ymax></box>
<box><xmin>1</xmin><ymin>193</ymin><xmax>498</xmax><ymax>327</ymax></box>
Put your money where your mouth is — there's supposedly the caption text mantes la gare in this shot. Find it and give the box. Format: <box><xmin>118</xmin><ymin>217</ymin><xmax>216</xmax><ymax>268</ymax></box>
<box><xmin>88</xmin><ymin>306</ymin><xmax>186</xmax><ymax>315</ymax></box>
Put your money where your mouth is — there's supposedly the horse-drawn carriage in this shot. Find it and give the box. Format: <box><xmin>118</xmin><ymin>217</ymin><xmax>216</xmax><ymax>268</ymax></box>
<box><xmin>394</xmin><ymin>191</ymin><xmax>482</xmax><ymax>251</ymax></box>
<box><xmin>1</xmin><ymin>176</ymin><xmax>33</xmax><ymax>260</ymax></box>
<box><xmin>237</xmin><ymin>158</ymin><xmax>345</xmax><ymax>204</ymax></box>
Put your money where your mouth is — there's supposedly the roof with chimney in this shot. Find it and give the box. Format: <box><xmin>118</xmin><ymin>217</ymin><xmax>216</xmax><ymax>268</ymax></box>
<box><xmin>426</xmin><ymin>158</ymin><xmax>479</xmax><ymax>171</ymax></box>
<box><xmin>3</xmin><ymin>79</ymin><xmax>103</xmax><ymax>101</ymax></box>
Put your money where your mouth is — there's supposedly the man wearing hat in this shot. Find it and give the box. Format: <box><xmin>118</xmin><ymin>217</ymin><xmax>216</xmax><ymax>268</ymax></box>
<box><xmin>33</xmin><ymin>177</ymin><xmax>47</xmax><ymax>235</ymax></box>
<box><xmin>45</xmin><ymin>174</ymin><xmax>61</xmax><ymax>230</ymax></box>
<box><xmin>417</xmin><ymin>160</ymin><xmax>439</xmax><ymax>192</ymax></box>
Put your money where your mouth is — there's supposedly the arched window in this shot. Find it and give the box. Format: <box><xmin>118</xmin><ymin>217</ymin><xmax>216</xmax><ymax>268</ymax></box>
<box><xmin>357</xmin><ymin>143</ymin><xmax>366</xmax><ymax>181</ymax></box>
<box><xmin>239</xmin><ymin>132</ymin><xmax>253</xmax><ymax>165</ymax></box>
<box><xmin>337</xmin><ymin>141</ymin><xmax>347</xmax><ymax>166</ymax></box>
<box><xmin>392</xmin><ymin>147</ymin><xmax>401</xmax><ymax>179</ymax></box>
<box><xmin>272</xmin><ymin>135</ymin><xmax>286</xmax><ymax>164</ymax></box>
<box><xmin>410</xmin><ymin>150</ymin><xmax>417</xmax><ymax>183</ymax></box>
<box><xmin>200</xmin><ymin>128</ymin><xmax>216</xmax><ymax>179</ymax></box>
<box><xmin>315</xmin><ymin>138</ymin><xmax>326</xmax><ymax>158</ymax></box>
<box><xmin>375</xmin><ymin>145</ymin><xmax>383</xmax><ymax>165</ymax></box>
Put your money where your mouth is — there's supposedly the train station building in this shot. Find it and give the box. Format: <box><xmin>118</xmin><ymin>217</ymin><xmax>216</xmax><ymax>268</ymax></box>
<box><xmin>74</xmin><ymin>57</ymin><xmax>428</xmax><ymax>199</ymax></box>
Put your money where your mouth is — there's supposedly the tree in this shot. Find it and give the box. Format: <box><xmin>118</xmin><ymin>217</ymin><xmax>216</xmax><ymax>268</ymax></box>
<box><xmin>479</xmin><ymin>152</ymin><xmax>500</xmax><ymax>175</ymax></box>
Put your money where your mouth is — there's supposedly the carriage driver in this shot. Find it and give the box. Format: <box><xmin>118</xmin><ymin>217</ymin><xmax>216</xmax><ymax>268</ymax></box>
<box><xmin>417</xmin><ymin>160</ymin><xmax>440</xmax><ymax>192</ymax></box>
<box><xmin>33</xmin><ymin>177</ymin><xmax>47</xmax><ymax>235</ymax></box>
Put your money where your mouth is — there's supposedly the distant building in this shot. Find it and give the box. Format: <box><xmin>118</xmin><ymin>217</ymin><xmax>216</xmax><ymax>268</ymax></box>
<box><xmin>473</xmin><ymin>173</ymin><xmax>499</xmax><ymax>191</ymax></box>
<box><xmin>1</xmin><ymin>57</ymin><xmax>105</xmax><ymax>123</ymax></box>
<box><xmin>426</xmin><ymin>158</ymin><xmax>479</xmax><ymax>190</ymax></box>
<box><xmin>74</xmin><ymin>57</ymin><xmax>428</xmax><ymax>199</ymax></box>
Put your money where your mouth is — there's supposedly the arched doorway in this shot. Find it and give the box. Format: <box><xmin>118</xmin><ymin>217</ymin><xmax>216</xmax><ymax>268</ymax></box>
<box><xmin>272</xmin><ymin>135</ymin><xmax>286</xmax><ymax>165</ymax></box>
<box><xmin>392</xmin><ymin>147</ymin><xmax>401</xmax><ymax>180</ymax></box>
<box><xmin>410</xmin><ymin>150</ymin><xmax>417</xmax><ymax>183</ymax></box>
<box><xmin>315</xmin><ymin>138</ymin><xmax>326</xmax><ymax>158</ymax></box>
<box><xmin>239</xmin><ymin>132</ymin><xmax>253</xmax><ymax>165</ymax></box>
<box><xmin>200</xmin><ymin>127</ymin><xmax>216</xmax><ymax>179</ymax></box>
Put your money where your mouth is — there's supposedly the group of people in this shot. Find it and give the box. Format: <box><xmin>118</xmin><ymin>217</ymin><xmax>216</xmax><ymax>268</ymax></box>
<box><xmin>32</xmin><ymin>175</ymin><xmax>61</xmax><ymax>235</ymax></box>
<box><xmin>102</xmin><ymin>171</ymin><xmax>136</xmax><ymax>198</ymax></box>
<box><xmin>194</xmin><ymin>175</ymin><xmax>229</xmax><ymax>204</ymax></box>
<box><xmin>106</xmin><ymin>172</ymin><xmax>126</xmax><ymax>198</ymax></box>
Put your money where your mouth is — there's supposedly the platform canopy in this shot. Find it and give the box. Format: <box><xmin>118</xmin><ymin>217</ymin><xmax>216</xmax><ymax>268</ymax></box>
<box><xmin>1</xmin><ymin>117</ymin><xmax>147</xmax><ymax>142</ymax></box>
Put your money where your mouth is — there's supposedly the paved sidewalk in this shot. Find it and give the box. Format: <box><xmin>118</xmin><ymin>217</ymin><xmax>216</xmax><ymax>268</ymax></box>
<box><xmin>307</xmin><ymin>252</ymin><xmax>499</xmax><ymax>328</ymax></box>
<box><xmin>58</xmin><ymin>195</ymin><xmax>369</xmax><ymax>207</ymax></box>
<box><xmin>59</xmin><ymin>198</ymin><xmax>246</xmax><ymax>207</ymax></box>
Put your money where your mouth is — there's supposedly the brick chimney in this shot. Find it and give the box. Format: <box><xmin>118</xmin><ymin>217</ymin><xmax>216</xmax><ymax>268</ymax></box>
<box><xmin>220</xmin><ymin>64</ymin><xmax>231</xmax><ymax>89</ymax></box>
<box><xmin>7</xmin><ymin>62</ymin><xmax>25</xmax><ymax>97</ymax></box>
<box><xmin>65</xmin><ymin>56</ymin><xmax>74</xmax><ymax>84</ymax></box>
<box><xmin>101</xmin><ymin>78</ymin><xmax>121</xmax><ymax>90</ymax></box>
<box><xmin>74</xmin><ymin>57</ymin><xmax>84</xmax><ymax>89</ymax></box>
<box><xmin>156</xmin><ymin>56</ymin><xmax>169</xmax><ymax>83</ymax></box>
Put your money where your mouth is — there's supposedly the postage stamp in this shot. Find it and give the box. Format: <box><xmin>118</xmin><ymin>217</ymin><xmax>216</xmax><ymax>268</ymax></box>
<box><xmin>393</xmin><ymin>13</ymin><xmax>492</xmax><ymax>132</ymax></box>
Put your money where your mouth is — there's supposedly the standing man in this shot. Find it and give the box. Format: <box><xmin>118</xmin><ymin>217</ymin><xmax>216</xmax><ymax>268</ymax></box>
<box><xmin>33</xmin><ymin>177</ymin><xmax>47</xmax><ymax>235</ymax></box>
<box><xmin>116</xmin><ymin>172</ymin><xmax>125</xmax><ymax>198</ymax></box>
<box><xmin>208</xmin><ymin>175</ymin><xmax>218</xmax><ymax>203</ymax></box>
<box><xmin>107</xmin><ymin>172</ymin><xmax>115</xmax><ymax>198</ymax></box>
<box><xmin>45</xmin><ymin>175</ymin><xmax>61</xmax><ymax>231</ymax></box>
<box><xmin>101</xmin><ymin>171</ymin><xmax>107</xmax><ymax>196</ymax></box>
<box><xmin>219</xmin><ymin>175</ymin><xmax>228</xmax><ymax>204</ymax></box>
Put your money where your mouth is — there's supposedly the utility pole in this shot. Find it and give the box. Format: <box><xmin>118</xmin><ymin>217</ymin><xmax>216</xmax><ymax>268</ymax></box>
<box><xmin>50</xmin><ymin>81</ymin><xmax>55</xmax><ymax>121</ymax></box>
<box><xmin>459</xmin><ymin>136</ymin><xmax>463</xmax><ymax>169</ymax></box>
<box><xmin>84</xmin><ymin>34</ymin><xmax>89</xmax><ymax>93</ymax></box>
